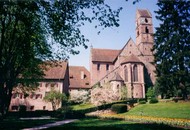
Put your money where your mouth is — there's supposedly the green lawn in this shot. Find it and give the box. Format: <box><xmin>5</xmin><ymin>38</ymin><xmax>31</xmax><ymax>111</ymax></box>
<box><xmin>72</xmin><ymin>103</ymin><xmax>95</xmax><ymax>110</ymax></box>
<box><xmin>46</xmin><ymin>118</ymin><xmax>183</xmax><ymax>130</ymax></box>
<box><xmin>0</xmin><ymin>117</ymin><xmax>60</xmax><ymax>130</ymax></box>
<box><xmin>123</xmin><ymin>102</ymin><xmax>190</xmax><ymax>119</ymax></box>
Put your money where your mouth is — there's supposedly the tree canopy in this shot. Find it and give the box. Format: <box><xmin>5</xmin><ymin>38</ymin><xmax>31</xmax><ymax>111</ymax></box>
<box><xmin>153</xmin><ymin>0</ymin><xmax>190</xmax><ymax>99</ymax></box>
<box><xmin>0</xmin><ymin>0</ymin><xmax>123</xmax><ymax>118</ymax></box>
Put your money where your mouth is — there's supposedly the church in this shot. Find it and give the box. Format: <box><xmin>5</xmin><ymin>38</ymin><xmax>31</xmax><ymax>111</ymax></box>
<box><xmin>90</xmin><ymin>9</ymin><xmax>156</xmax><ymax>99</ymax></box>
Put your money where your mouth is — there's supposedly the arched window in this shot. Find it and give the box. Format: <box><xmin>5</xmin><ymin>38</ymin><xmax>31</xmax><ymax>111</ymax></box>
<box><xmin>145</xmin><ymin>18</ymin><xmax>148</xmax><ymax>23</ymax></box>
<box><xmin>133</xmin><ymin>65</ymin><xmax>138</xmax><ymax>82</ymax></box>
<box><xmin>145</xmin><ymin>26</ymin><xmax>149</xmax><ymax>33</ymax></box>
<box><xmin>124</xmin><ymin>66</ymin><xmax>128</xmax><ymax>82</ymax></box>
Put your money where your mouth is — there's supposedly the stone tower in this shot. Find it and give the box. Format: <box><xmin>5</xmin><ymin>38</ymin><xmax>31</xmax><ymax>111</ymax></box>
<box><xmin>136</xmin><ymin>9</ymin><xmax>156</xmax><ymax>84</ymax></box>
<box><xmin>136</xmin><ymin>9</ymin><xmax>154</xmax><ymax>63</ymax></box>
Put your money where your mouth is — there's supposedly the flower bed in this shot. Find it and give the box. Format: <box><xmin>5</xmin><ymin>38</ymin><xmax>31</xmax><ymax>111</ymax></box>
<box><xmin>86</xmin><ymin>111</ymin><xmax>190</xmax><ymax>129</ymax></box>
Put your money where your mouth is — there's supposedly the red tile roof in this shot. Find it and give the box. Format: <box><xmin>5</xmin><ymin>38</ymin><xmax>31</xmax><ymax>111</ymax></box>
<box><xmin>91</xmin><ymin>48</ymin><xmax>120</xmax><ymax>63</ymax></box>
<box><xmin>44</xmin><ymin>61</ymin><xmax>68</xmax><ymax>79</ymax></box>
<box><xmin>137</xmin><ymin>9</ymin><xmax>152</xmax><ymax>18</ymax></box>
<box><xmin>121</xmin><ymin>54</ymin><xmax>142</xmax><ymax>64</ymax></box>
<box><xmin>69</xmin><ymin>66</ymin><xmax>91</xmax><ymax>89</ymax></box>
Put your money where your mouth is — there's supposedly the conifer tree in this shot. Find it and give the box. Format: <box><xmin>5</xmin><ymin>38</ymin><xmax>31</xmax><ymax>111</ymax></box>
<box><xmin>153</xmin><ymin>0</ymin><xmax>190</xmax><ymax>99</ymax></box>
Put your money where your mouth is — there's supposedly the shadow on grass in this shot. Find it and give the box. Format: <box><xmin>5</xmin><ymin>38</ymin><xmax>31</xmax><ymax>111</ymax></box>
<box><xmin>46</xmin><ymin>118</ymin><xmax>185</xmax><ymax>130</ymax></box>
<box><xmin>0</xmin><ymin>117</ymin><xmax>186</xmax><ymax>130</ymax></box>
<box><xmin>0</xmin><ymin>117</ymin><xmax>59</xmax><ymax>130</ymax></box>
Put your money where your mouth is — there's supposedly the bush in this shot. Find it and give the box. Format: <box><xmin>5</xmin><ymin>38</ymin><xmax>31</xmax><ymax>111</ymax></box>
<box><xmin>55</xmin><ymin>106</ymin><xmax>72</xmax><ymax>118</ymax></box>
<box><xmin>19</xmin><ymin>105</ymin><xmax>27</xmax><ymax>117</ymax></box>
<box><xmin>138</xmin><ymin>98</ymin><xmax>146</xmax><ymax>104</ymax></box>
<box><xmin>111</xmin><ymin>104</ymin><xmax>127</xmax><ymax>113</ymax></box>
<box><xmin>149</xmin><ymin>98</ymin><xmax>159</xmax><ymax>104</ymax></box>
<box><xmin>19</xmin><ymin>105</ymin><xmax>26</xmax><ymax>112</ymax></box>
<box><xmin>139</xmin><ymin>100</ymin><xmax>146</xmax><ymax>104</ymax></box>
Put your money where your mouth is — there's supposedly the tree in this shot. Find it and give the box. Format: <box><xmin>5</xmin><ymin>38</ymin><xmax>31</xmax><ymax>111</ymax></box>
<box><xmin>91</xmin><ymin>87</ymin><xmax>119</xmax><ymax>106</ymax></box>
<box><xmin>69</xmin><ymin>90</ymin><xmax>90</xmax><ymax>104</ymax></box>
<box><xmin>0</xmin><ymin>0</ymin><xmax>123</xmax><ymax>118</ymax></box>
<box><xmin>44</xmin><ymin>89</ymin><xmax>67</xmax><ymax>111</ymax></box>
<box><xmin>153</xmin><ymin>0</ymin><xmax>190</xmax><ymax>99</ymax></box>
<box><xmin>120</xmin><ymin>86</ymin><xmax>128</xmax><ymax>100</ymax></box>
<box><xmin>146</xmin><ymin>87</ymin><xmax>155</xmax><ymax>99</ymax></box>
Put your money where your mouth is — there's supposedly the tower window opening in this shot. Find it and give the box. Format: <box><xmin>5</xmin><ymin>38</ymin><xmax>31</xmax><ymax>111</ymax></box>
<box><xmin>145</xmin><ymin>18</ymin><xmax>148</xmax><ymax>23</ymax></box>
<box><xmin>145</xmin><ymin>26</ymin><xmax>149</xmax><ymax>33</ymax></box>
<box><xmin>106</xmin><ymin>64</ymin><xmax>109</xmax><ymax>71</ymax></box>
<box><xmin>97</xmin><ymin>64</ymin><xmax>100</xmax><ymax>70</ymax></box>
<box><xmin>137</xmin><ymin>30</ymin><xmax>139</xmax><ymax>36</ymax></box>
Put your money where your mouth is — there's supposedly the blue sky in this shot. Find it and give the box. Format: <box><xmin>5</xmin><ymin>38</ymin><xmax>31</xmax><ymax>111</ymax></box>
<box><xmin>69</xmin><ymin>0</ymin><xmax>159</xmax><ymax>70</ymax></box>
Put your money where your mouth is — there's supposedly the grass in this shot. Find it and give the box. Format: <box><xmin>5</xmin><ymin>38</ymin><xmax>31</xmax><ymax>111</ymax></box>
<box><xmin>0</xmin><ymin>117</ymin><xmax>60</xmax><ymax>130</ymax></box>
<box><xmin>46</xmin><ymin>118</ymin><xmax>184</xmax><ymax>130</ymax></box>
<box><xmin>1</xmin><ymin>101</ymin><xmax>189</xmax><ymax>129</ymax></box>
<box><xmin>123</xmin><ymin>101</ymin><xmax>190</xmax><ymax>119</ymax></box>
<box><xmin>72</xmin><ymin>103</ymin><xmax>95</xmax><ymax>110</ymax></box>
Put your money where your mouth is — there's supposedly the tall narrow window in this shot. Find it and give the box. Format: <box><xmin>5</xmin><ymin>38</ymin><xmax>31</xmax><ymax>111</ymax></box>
<box><xmin>124</xmin><ymin>66</ymin><xmax>128</xmax><ymax>82</ymax></box>
<box><xmin>133</xmin><ymin>65</ymin><xmax>138</xmax><ymax>82</ymax></box>
<box><xmin>106</xmin><ymin>64</ymin><xmax>109</xmax><ymax>71</ymax></box>
<box><xmin>145</xmin><ymin>26</ymin><xmax>149</xmax><ymax>33</ymax></box>
<box><xmin>145</xmin><ymin>18</ymin><xmax>148</xmax><ymax>23</ymax></box>
<box><xmin>97</xmin><ymin>63</ymin><xmax>100</xmax><ymax>70</ymax></box>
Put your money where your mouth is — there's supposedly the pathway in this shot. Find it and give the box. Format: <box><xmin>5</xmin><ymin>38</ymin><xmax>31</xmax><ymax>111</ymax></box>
<box><xmin>22</xmin><ymin>119</ymin><xmax>77</xmax><ymax>130</ymax></box>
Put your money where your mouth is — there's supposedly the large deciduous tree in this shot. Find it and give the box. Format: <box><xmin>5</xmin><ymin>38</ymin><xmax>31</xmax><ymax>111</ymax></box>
<box><xmin>0</xmin><ymin>0</ymin><xmax>122</xmax><ymax>118</ymax></box>
<box><xmin>153</xmin><ymin>0</ymin><xmax>190</xmax><ymax>99</ymax></box>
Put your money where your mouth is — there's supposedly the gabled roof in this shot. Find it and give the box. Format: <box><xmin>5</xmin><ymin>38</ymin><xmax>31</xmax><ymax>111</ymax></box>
<box><xmin>44</xmin><ymin>61</ymin><xmax>68</xmax><ymax>79</ymax></box>
<box><xmin>69</xmin><ymin>66</ymin><xmax>91</xmax><ymax>89</ymax></box>
<box><xmin>110</xmin><ymin>73</ymin><xmax>123</xmax><ymax>82</ymax></box>
<box><xmin>121</xmin><ymin>54</ymin><xmax>143</xmax><ymax>65</ymax></box>
<box><xmin>137</xmin><ymin>9</ymin><xmax>152</xmax><ymax>18</ymax></box>
<box><xmin>91</xmin><ymin>48</ymin><xmax>120</xmax><ymax>63</ymax></box>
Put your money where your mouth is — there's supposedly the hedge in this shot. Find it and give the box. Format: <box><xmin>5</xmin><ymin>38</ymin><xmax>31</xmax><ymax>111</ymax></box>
<box><xmin>111</xmin><ymin>104</ymin><xmax>128</xmax><ymax>113</ymax></box>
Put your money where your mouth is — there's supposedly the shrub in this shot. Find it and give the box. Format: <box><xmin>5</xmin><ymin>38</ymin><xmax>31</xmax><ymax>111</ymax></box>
<box><xmin>111</xmin><ymin>104</ymin><xmax>127</xmax><ymax>113</ymax></box>
<box><xmin>149</xmin><ymin>98</ymin><xmax>159</xmax><ymax>104</ymax></box>
<box><xmin>19</xmin><ymin>105</ymin><xmax>26</xmax><ymax>112</ymax></box>
<box><xmin>19</xmin><ymin>105</ymin><xmax>26</xmax><ymax>117</ymax></box>
<box><xmin>138</xmin><ymin>98</ymin><xmax>146</xmax><ymax>104</ymax></box>
<box><xmin>139</xmin><ymin>100</ymin><xmax>146</xmax><ymax>104</ymax></box>
<box><xmin>55</xmin><ymin>106</ymin><xmax>72</xmax><ymax>118</ymax></box>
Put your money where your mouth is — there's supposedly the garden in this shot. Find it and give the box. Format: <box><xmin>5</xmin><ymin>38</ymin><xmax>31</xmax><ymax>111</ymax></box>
<box><xmin>0</xmin><ymin>99</ymin><xmax>190</xmax><ymax>130</ymax></box>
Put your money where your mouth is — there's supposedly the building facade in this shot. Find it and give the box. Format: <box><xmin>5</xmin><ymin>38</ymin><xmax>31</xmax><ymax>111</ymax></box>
<box><xmin>9</xmin><ymin>61</ymin><xmax>69</xmax><ymax>111</ymax></box>
<box><xmin>69</xmin><ymin>66</ymin><xmax>91</xmax><ymax>102</ymax></box>
<box><xmin>90</xmin><ymin>9</ymin><xmax>156</xmax><ymax>98</ymax></box>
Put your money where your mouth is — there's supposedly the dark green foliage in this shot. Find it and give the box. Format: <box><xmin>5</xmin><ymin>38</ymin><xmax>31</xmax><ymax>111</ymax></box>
<box><xmin>19</xmin><ymin>105</ymin><xmax>26</xmax><ymax>117</ymax></box>
<box><xmin>54</xmin><ymin>106</ymin><xmax>72</xmax><ymax>118</ymax></box>
<box><xmin>138</xmin><ymin>98</ymin><xmax>146</xmax><ymax>104</ymax></box>
<box><xmin>139</xmin><ymin>101</ymin><xmax>146</xmax><ymax>104</ymax></box>
<box><xmin>111</xmin><ymin>104</ymin><xmax>127</xmax><ymax>113</ymax></box>
<box><xmin>146</xmin><ymin>87</ymin><xmax>155</xmax><ymax>99</ymax></box>
<box><xmin>153</xmin><ymin>0</ymin><xmax>190</xmax><ymax>99</ymax></box>
<box><xmin>149</xmin><ymin>98</ymin><xmax>159</xmax><ymax>104</ymax></box>
<box><xmin>19</xmin><ymin>105</ymin><xmax>26</xmax><ymax>112</ymax></box>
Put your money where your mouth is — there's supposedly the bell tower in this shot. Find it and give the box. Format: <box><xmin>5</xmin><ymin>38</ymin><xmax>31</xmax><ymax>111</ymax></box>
<box><xmin>136</xmin><ymin>9</ymin><xmax>154</xmax><ymax>57</ymax></box>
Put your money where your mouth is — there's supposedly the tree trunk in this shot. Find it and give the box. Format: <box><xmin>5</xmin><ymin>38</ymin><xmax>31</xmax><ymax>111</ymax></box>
<box><xmin>52</xmin><ymin>101</ymin><xmax>56</xmax><ymax>111</ymax></box>
<box><xmin>0</xmin><ymin>81</ymin><xmax>14</xmax><ymax>120</ymax></box>
<box><xmin>181</xmin><ymin>88</ymin><xmax>188</xmax><ymax>100</ymax></box>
